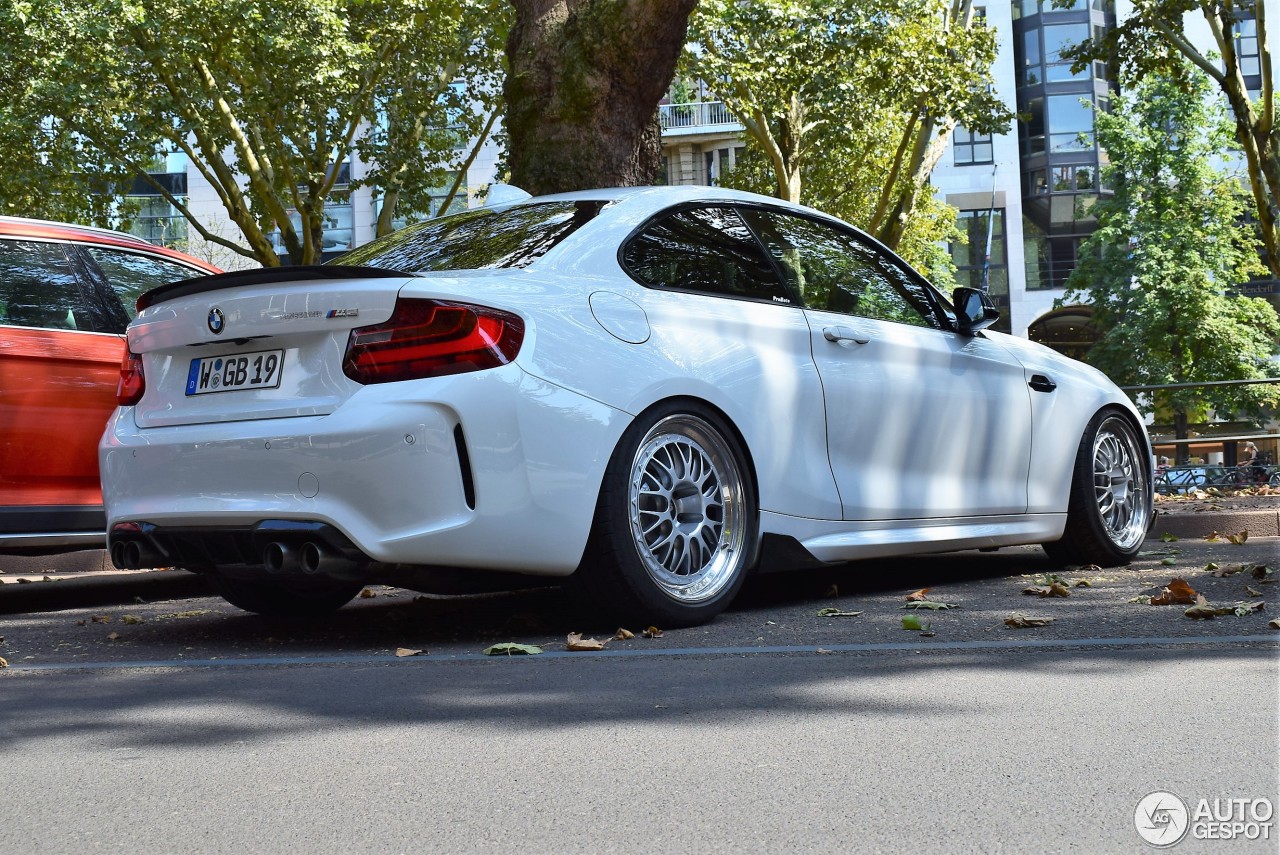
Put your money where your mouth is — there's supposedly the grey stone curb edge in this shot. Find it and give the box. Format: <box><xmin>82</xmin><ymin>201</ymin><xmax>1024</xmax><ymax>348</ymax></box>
<box><xmin>1151</xmin><ymin>508</ymin><xmax>1280</xmax><ymax>540</ymax></box>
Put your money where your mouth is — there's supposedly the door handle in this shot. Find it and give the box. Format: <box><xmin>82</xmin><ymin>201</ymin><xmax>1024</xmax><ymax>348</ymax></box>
<box><xmin>823</xmin><ymin>325</ymin><xmax>870</xmax><ymax>345</ymax></box>
<box><xmin>1028</xmin><ymin>374</ymin><xmax>1057</xmax><ymax>393</ymax></box>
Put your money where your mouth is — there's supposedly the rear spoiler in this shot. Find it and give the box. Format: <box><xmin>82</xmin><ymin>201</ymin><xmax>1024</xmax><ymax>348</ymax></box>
<box><xmin>136</xmin><ymin>265</ymin><xmax>408</xmax><ymax>312</ymax></box>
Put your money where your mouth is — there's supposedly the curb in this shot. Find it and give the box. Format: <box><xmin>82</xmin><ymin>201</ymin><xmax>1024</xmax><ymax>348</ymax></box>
<box><xmin>0</xmin><ymin>570</ymin><xmax>213</xmax><ymax>615</ymax></box>
<box><xmin>1151</xmin><ymin>508</ymin><xmax>1280</xmax><ymax>540</ymax></box>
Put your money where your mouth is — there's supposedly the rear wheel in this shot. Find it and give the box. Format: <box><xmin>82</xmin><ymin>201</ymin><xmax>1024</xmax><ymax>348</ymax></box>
<box><xmin>574</xmin><ymin>403</ymin><xmax>758</xmax><ymax>627</ymax></box>
<box><xmin>210</xmin><ymin>574</ymin><xmax>363</xmax><ymax>617</ymax></box>
<box><xmin>1043</xmin><ymin>410</ymin><xmax>1151</xmax><ymax>566</ymax></box>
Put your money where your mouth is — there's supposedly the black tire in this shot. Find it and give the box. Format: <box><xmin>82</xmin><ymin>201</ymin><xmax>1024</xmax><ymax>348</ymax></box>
<box><xmin>210</xmin><ymin>574</ymin><xmax>363</xmax><ymax>617</ymax></box>
<box><xmin>572</xmin><ymin>402</ymin><xmax>759</xmax><ymax>627</ymax></box>
<box><xmin>1042</xmin><ymin>408</ymin><xmax>1152</xmax><ymax>567</ymax></box>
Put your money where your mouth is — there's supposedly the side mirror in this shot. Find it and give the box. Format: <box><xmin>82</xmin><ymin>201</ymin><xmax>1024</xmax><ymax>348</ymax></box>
<box><xmin>953</xmin><ymin>286</ymin><xmax>1001</xmax><ymax>335</ymax></box>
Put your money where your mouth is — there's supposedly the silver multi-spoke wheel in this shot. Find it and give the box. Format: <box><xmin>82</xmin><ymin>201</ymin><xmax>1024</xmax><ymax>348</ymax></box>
<box><xmin>628</xmin><ymin>414</ymin><xmax>747</xmax><ymax>605</ymax></box>
<box><xmin>1091</xmin><ymin>416</ymin><xmax>1148</xmax><ymax>551</ymax></box>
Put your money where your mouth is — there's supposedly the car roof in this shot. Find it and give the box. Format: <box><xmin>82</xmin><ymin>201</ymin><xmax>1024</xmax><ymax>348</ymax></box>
<box><xmin>0</xmin><ymin>215</ymin><xmax>220</xmax><ymax>272</ymax></box>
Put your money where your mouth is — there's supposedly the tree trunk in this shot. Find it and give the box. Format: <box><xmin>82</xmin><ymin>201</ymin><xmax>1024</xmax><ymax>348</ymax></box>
<box><xmin>504</xmin><ymin>0</ymin><xmax>696</xmax><ymax>195</ymax></box>
<box><xmin>1173</xmin><ymin>409</ymin><xmax>1190</xmax><ymax>466</ymax></box>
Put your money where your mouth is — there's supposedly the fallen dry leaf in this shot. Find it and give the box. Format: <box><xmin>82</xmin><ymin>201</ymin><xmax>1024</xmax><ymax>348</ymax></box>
<box><xmin>1150</xmin><ymin>578</ymin><xmax>1198</xmax><ymax>606</ymax></box>
<box><xmin>1227</xmin><ymin>530</ymin><xmax>1249</xmax><ymax>545</ymax></box>
<box><xmin>1246</xmin><ymin>586</ymin><xmax>1264</xmax><ymax>598</ymax></box>
<box><xmin>905</xmin><ymin>587</ymin><xmax>931</xmax><ymax>602</ymax></box>
<box><xmin>76</xmin><ymin>619</ymin><xmax>86</xmax><ymax>626</ymax></box>
<box><xmin>1269</xmin><ymin>619</ymin><xmax>1280</xmax><ymax>630</ymax></box>
<box><xmin>566</xmin><ymin>632</ymin><xmax>606</xmax><ymax>651</ymax></box>
<box><xmin>0</xmin><ymin>656</ymin><xmax>7</xmax><ymax>668</ymax></box>
<box><xmin>1160</xmin><ymin>533</ymin><xmax>1178</xmax><ymax>542</ymax></box>
<box><xmin>1212</xmin><ymin>565</ymin><xmax>1244</xmax><ymax>578</ymax></box>
<box><xmin>1204</xmin><ymin>532</ymin><xmax>1222</xmax><ymax>542</ymax></box>
<box><xmin>121</xmin><ymin>615</ymin><xmax>142</xmax><ymax>625</ymax></box>
<box><xmin>1005</xmin><ymin>615</ymin><xmax>1054</xmax><ymax>628</ymax></box>
<box><xmin>1184</xmin><ymin>595</ymin><xmax>1224</xmax><ymax>620</ymax></box>
<box><xmin>160</xmin><ymin>610</ymin><xmax>212</xmax><ymax>619</ymax></box>
<box><xmin>613</xmin><ymin>628</ymin><xmax>635</xmax><ymax>640</ymax></box>
<box><xmin>919</xmin><ymin>629</ymin><xmax>937</xmax><ymax>638</ymax></box>
<box><xmin>816</xmin><ymin>608</ymin><xmax>863</xmax><ymax>617</ymax></box>
<box><xmin>359</xmin><ymin>588</ymin><xmax>376</xmax><ymax>599</ymax></box>
<box><xmin>481</xmin><ymin>642</ymin><xmax>542</xmax><ymax>656</ymax></box>
<box><xmin>1074</xmin><ymin>580</ymin><xmax>1093</xmax><ymax>588</ymax></box>
<box><xmin>902</xmin><ymin>600</ymin><xmax>958</xmax><ymax>610</ymax></box>
<box><xmin>106</xmin><ymin>632</ymin><xmax>121</xmax><ymax>641</ymax></box>
<box><xmin>1233</xmin><ymin>601</ymin><xmax>1265</xmax><ymax>617</ymax></box>
<box><xmin>1023</xmin><ymin>583</ymin><xmax>1070</xmax><ymax>598</ymax></box>
<box><xmin>1252</xmin><ymin>565</ymin><xmax>1274</xmax><ymax>581</ymax></box>
<box><xmin>395</xmin><ymin>647</ymin><xmax>423</xmax><ymax>657</ymax></box>
<box><xmin>1081</xmin><ymin>564</ymin><xmax>1102</xmax><ymax>573</ymax></box>
<box><xmin>91</xmin><ymin>615</ymin><xmax>111</xmax><ymax>624</ymax></box>
<box><xmin>642</xmin><ymin>626</ymin><xmax>663</xmax><ymax>638</ymax></box>
<box><xmin>815</xmin><ymin>648</ymin><xmax>834</xmax><ymax>655</ymax></box>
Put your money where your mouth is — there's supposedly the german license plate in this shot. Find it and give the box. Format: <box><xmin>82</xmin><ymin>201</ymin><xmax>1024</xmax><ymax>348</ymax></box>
<box><xmin>186</xmin><ymin>349</ymin><xmax>284</xmax><ymax>396</ymax></box>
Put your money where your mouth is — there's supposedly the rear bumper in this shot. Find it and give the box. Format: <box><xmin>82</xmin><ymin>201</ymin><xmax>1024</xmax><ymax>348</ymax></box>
<box><xmin>100</xmin><ymin>365</ymin><xmax>629</xmax><ymax>575</ymax></box>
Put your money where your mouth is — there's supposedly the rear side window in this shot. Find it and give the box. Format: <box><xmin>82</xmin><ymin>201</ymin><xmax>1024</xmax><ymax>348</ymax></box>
<box><xmin>335</xmin><ymin>201</ymin><xmax>608</xmax><ymax>272</ymax></box>
<box><xmin>84</xmin><ymin>247</ymin><xmax>202</xmax><ymax>320</ymax></box>
<box><xmin>0</xmin><ymin>239</ymin><xmax>93</xmax><ymax>331</ymax></box>
<box><xmin>621</xmin><ymin>206</ymin><xmax>791</xmax><ymax>304</ymax></box>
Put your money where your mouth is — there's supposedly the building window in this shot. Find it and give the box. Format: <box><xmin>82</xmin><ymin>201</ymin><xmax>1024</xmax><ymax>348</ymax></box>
<box><xmin>954</xmin><ymin>127</ymin><xmax>994</xmax><ymax>166</ymax></box>
<box><xmin>1023</xmin><ymin>216</ymin><xmax>1091</xmax><ymax>290</ymax></box>
<box><xmin>1234</xmin><ymin>9</ymin><xmax>1261</xmax><ymax>85</ymax></box>
<box><xmin>951</xmin><ymin>209</ymin><xmax>1010</xmax><ymax>333</ymax></box>
<box><xmin>1047</xmin><ymin>94</ymin><xmax>1095</xmax><ymax>152</ymax></box>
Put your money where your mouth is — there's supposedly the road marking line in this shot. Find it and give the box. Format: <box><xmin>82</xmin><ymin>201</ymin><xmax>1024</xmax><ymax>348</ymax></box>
<box><xmin>3</xmin><ymin>634</ymin><xmax>1276</xmax><ymax>672</ymax></box>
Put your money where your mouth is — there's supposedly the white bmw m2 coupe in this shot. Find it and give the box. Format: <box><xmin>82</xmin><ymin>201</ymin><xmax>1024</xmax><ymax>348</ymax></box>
<box><xmin>101</xmin><ymin>186</ymin><xmax>1152</xmax><ymax>625</ymax></box>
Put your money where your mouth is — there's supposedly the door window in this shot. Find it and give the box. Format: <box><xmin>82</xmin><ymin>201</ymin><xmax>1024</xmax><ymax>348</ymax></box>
<box><xmin>740</xmin><ymin>210</ymin><xmax>939</xmax><ymax>328</ymax></box>
<box><xmin>621</xmin><ymin>206</ymin><xmax>792</xmax><ymax>304</ymax></box>
<box><xmin>0</xmin><ymin>239</ymin><xmax>90</xmax><ymax>331</ymax></box>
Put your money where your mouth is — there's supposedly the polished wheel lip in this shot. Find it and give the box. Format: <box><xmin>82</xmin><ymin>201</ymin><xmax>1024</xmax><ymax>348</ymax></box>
<box><xmin>628</xmin><ymin>414</ymin><xmax>746</xmax><ymax>605</ymax></box>
<box><xmin>1092</xmin><ymin>417</ymin><xmax>1149</xmax><ymax>551</ymax></box>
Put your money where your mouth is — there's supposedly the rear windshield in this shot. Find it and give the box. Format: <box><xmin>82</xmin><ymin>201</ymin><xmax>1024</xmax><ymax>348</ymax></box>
<box><xmin>333</xmin><ymin>201</ymin><xmax>608</xmax><ymax>272</ymax></box>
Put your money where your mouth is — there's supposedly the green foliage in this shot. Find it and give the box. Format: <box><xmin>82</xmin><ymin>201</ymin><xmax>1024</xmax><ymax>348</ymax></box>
<box><xmin>1066</xmin><ymin>0</ymin><xmax>1280</xmax><ymax>277</ymax></box>
<box><xmin>1065</xmin><ymin>67</ymin><xmax>1280</xmax><ymax>428</ymax></box>
<box><xmin>0</xmin><ymin>0</ymin><xmax>507</xmax><ymax>264</ymax></box>
<box><xmin>686</xmin><ymin>0</ymin><xmax>1010</xmax><ymax>256</ymax></box>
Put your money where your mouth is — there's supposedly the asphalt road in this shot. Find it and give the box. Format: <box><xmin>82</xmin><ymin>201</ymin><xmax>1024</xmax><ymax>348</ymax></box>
<box><xmin>3</xmin><ymin>541</ymin><xmax>1278</xmax><ymax>853</ymax></box>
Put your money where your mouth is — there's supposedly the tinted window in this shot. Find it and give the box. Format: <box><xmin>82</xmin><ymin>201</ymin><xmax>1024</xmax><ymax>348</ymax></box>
<box><xmin>622</xmin><ymin>206</ymin><xmax>791</xmax><ymax>304</ymax></box>
<box><xmin>0</xmin><ymin>239</ymin><xmax>91</xmax><ymax>331</ymax></box>
<box><xmin>741</xmin><ymin>210</ymin><xmax>938</xmax><ymax>328</ymax></box>
<box><xmin>335</xmin><ymin>201</ymin><xmax>608</xmax><ymax>272</ymax></box>
<box><xmin>84</xmin><ymin>247</ymin><xmax>201</xmax><ymax>321</ymax></box>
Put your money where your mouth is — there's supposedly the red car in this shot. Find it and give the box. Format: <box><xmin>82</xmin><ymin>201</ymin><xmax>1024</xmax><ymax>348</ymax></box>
<box><xmin>0</xmin><ymin>216</ymin><xmax>219</xmax><ymax>554</ymax></box>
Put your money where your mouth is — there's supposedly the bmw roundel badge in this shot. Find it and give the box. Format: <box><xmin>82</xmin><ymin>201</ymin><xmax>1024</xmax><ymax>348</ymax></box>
<box><xmin>208</xmin><ymin>307</ymin><xmax>225</xmax><ymax>335</ymax></box>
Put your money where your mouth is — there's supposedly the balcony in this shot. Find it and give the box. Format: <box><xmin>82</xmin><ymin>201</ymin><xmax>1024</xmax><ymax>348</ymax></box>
<box><xmin>659</xmin><ymin>101</ymin><xmax>742</xmax><ymax>136</ymax></box>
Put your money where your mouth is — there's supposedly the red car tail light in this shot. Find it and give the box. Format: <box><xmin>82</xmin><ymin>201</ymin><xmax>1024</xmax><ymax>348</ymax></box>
<box><xmin>116</xmin><ymin>347</ymin><xmax>145</xmax><ymax>405</ymax></box>
<box><xmin>342</xmin><ymin>298</ymin><xmax>525</xmax><ymax>385</ymax></box>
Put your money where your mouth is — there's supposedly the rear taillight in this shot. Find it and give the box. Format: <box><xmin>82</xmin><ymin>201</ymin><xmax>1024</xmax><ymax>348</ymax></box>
<box><xmin>342</xmin><ymin>298</ymin><xmax>525</xmax><ymax>385</ymax></box>
<box><xmin>116</xmin><ymin>347</ymin><xmax>145</xmax><ymax>405</ymax></box>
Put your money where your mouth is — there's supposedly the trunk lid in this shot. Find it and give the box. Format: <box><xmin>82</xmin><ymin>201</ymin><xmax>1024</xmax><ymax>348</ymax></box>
<box><xmin>127</xmin><ymin>268</ymin><xmax>415</xmax><ymax>428</ymax></box>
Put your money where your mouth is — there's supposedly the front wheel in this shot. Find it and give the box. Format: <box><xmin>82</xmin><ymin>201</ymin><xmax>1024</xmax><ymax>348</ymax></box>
<box><xmin>210</xmin><ymin>574</ymin><xmax>364</xmax><ymax>617</ymax></box>
<box><xmin>573</xmin><ymin>404</ymin><xmax>758</xmax><ymax>627</ymax></box>
<box><xmin>1043</xmin><ymin>410</ymin><xmax>1151</xmax><ymax>566</ymax></box>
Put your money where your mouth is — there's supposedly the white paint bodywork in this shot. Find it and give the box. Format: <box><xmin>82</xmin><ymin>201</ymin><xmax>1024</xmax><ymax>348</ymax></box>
<box><xmin>100</xmin><ymin>186</ymin><xmax>1148</xmax><ymax>576</ymax></box>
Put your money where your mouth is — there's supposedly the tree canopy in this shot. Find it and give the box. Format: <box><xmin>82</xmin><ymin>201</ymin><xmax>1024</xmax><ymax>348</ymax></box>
<box><xmin>1068</xmin><ymin>0</ymin><xmax>1280</xmax><ymax>277</ymax></box>
<box><xmin>0</xmin><ymin>0</ymin><xmax>506</xmax><ymax>265</ymax></box>
<box><xmin>684</xmin><ymin>0</ymin><xmax>1011</xmax><ymax>271</ymax></box>
<box><xmin>1064</xmin><ymin>66</ymin><xmax>1280</xmax><ymax>456</ymax></box>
